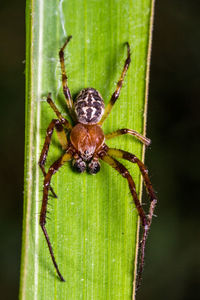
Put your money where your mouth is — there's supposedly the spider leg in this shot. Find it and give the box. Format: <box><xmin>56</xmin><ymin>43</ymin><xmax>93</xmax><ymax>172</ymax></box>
<box><xmin>59</xmin><ymin>36</ymin><xmax>76</xmax><ymax>120</ymax></box>
<box><xmin>39</xmin><ymin>119</ymin><xmax>68</xmax><ymax>197</ymax></box>
<box><xmin>106</xmin><ymin>148</ymin><xmax>157</xmax><ymax>289</ymax></box>
<box><xmin>98</xmin><ymin>42</ymin><xmax>131</xmax><ymax>126</ymax></box>
<box><xmin>101</xmin><ymin>153</ymin><xmax>147</xmax><ymax>221</ymax></box>
<box><xmin>101</xmin><ymin>154</ymin><xmax>148</xmax><ymax>288</ymax></box>
<box><xmin>40</xmin><ymin>151</ymin><xmax>72</xmax><ymax>281</ymax></box>
<box><xmin>46</xmin><ymin>93</ymin><xmax>72</xmax><ymax>130</ymax></box>
<box><xmin>105</xmin><ymin>129</ymin><xmax>151</xmax><ymax>146</ymax></box>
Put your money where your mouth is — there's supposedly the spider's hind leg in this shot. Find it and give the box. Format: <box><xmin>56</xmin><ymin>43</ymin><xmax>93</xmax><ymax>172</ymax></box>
<box><xmin>46</xmin><ymin>93</ymin><xmax>72</xmax><ymax>130</ymax></box>
<box><xmin>59</xmin><ymin>36</ymin><xmax>76</xmax><ymax>120</ymax></box>
<box><xmin>99</xmin><ymin>42</ymin><xmax>131</xmax><ymax>126</ymax></box>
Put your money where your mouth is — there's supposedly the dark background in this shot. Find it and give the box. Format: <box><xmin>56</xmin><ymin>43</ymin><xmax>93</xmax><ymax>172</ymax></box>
<box><xmin>1</xmin><ymin>1</ymin><xmax>200</xmax><ymax>299</ymax></box>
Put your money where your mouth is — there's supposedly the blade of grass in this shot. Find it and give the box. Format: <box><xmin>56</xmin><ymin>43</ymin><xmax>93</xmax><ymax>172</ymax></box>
<box><xmin>20</xmin><ymin>0</ymin><xmax>155</xmax><ymax>299</ymax></box>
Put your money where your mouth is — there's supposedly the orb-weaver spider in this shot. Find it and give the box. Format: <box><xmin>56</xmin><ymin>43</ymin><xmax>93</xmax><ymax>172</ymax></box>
<box><xmin>39</xmin><ymin>36</ymin><xmax>157</xmax><ymax>289</ymax></box>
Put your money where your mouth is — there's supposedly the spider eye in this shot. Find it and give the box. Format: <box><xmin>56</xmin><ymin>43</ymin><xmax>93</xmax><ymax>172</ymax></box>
<box><xmin>72</xmin><ymin>159</ymin><xmax>86</xmax><ymax>173</ymax></box>
<box><xmin>88</xmin><ymin>160</ymin><xmax>100</xmax><ymax>175</ymax></box>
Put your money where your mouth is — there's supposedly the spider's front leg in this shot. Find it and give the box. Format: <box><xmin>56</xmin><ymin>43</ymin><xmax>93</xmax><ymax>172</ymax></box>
<box><xmin>107</xmin><ymin>148</ymin><xmax>157</xmax><ymax>217</ymax></box>
<box><xmin>40</xmin><ymin>151</ymin><xmax>72</xmax><ymax>281</ymax></box>
<box><xmin>106</xmin><ymin>148</ymin><xmax>157</xmax><ymax>289</ymax></box>
<box><xmin>39</xmin><ymin>118</ymin><xmax>69</xmax><ymax>197</ymax></box>
<box><xmin>101</xmin><ymin>149</ymin><xmax>157</xmax><ymax>289</ymax></box>
<box><xmin>101</xmin><ymin>154</ymin><xmax>147</xmax><ymax>224</ymax></box>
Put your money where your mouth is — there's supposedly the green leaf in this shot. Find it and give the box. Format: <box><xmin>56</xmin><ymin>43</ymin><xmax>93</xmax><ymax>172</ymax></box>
<box><xmin>20</xmin><ymin>0</ymin><xmax>154</xmax><ymax>299</ymax></box>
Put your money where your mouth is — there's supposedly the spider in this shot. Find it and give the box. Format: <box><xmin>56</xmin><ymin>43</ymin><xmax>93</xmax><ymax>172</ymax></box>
<box><xmin>39</xmin><ymin>35</ymin><xmax>157</xmax><ymax>289</ymax></box>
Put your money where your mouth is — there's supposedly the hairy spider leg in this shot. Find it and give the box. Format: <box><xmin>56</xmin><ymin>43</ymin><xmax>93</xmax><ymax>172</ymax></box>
<box><xmin>59</xmin><ymin>36</ymin><xmax>76</xmax><ymax>120</ymax></box>
<box><xmin>47</xmin><ymin>93</ymin><xmax>72</xmax><ymax>130</ymax></box>
<box><xmin>106</xmin><ymin>148</ymin><xmax>157</xmax><ymax>289</ymax></box>
<box><xmin>105</xmin><ymin>129</ymin><xmax>151</xmax><ymax>146</ymax></box>
<box><xmin>101</xmin><ymin>153</ymin><xmax>147</xmax><ymax>225</ymax></box>
<box><xmin>101</xmin><ymin>154</ymin><xmax>147</xmax><ymax>284</ymax></box>
<box><xmin>40</xmin><ymin>151</ymin><xmax>72</xmax><ymax>282</ymax></box>
<box><xmin>39</xmin><ymin>119</ymin><xmax>69</xmax><ymax>197</ymax></box>
<box><xmin>98</xmin><ymin>42</ymin><xmax>131</xmax><ymax>126</ymax></box>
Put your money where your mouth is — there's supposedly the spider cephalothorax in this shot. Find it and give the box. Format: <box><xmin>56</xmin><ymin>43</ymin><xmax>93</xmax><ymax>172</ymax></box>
<box><xmin>70</xmin><ymin>122</ymin><xmax>105</xmax><ymax>162</ymax></box>
<box><xmin>39</xmin><ymin>35</ymin><xmax>157</xmax><ymax>289</ymax></box>
<box><xmin>70</xmin><ymin>121</ymin><xmax>105</xmax><ymax>173</ymax></box>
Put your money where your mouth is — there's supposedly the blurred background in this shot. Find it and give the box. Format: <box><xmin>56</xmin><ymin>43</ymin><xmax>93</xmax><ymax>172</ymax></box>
<box><xmin>0</xmin><ymin>0</ymin><xmax>200</xmax><ymax>299</ymax></box>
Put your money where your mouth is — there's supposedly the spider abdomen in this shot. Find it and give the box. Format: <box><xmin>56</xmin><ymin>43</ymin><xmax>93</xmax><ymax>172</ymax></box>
<box><xmin>74</xmin><ymin>88</ymin><xmax>105</xmax><ymax>124</ymax></box>
<box><xmin>70</xmin><ymin>123</ymin><xmax>105</xmax><ymax>161</ymax></box>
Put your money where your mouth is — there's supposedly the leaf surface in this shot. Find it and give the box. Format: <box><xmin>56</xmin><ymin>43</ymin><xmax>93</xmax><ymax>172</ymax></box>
<box><xmin>20</xmin><ymin>0</ymin><xmax>154</xmax><ymax>299</ymax></box>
